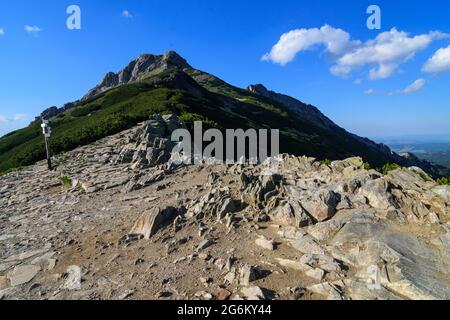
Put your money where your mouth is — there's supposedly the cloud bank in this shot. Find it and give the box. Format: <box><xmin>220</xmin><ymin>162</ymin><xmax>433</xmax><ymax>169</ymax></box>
<box><xmin>263</xmin><ymin>25</ymin><xmax>448</xmax><ymax>80</ymax></box>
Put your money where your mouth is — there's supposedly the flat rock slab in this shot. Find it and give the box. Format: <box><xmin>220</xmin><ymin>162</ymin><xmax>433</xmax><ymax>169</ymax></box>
<box><xmin>7</xmin><ymin>265</ymin><xmax>41</xmax><ymax>287</ymax></box>
<box><xmin>4</xmin><ymin>249</ymin><xmax>48</xmax><ymax>262</ymax></box>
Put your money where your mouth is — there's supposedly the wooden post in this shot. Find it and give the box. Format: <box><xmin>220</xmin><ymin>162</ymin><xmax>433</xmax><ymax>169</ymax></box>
<box><xmin>41</xmin><ymin>119</ymin><xmax>52</xmax><ymax>170</ymax></box>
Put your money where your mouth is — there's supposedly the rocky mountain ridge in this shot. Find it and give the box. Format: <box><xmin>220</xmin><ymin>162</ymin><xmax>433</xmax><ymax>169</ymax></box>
<box><xmin>5</xmin><ymin>51</ymin><xmax>449</xmax><ymax>179</ymax></box>
<box><xmin>83</xmin><ymin>51</ymin><xmax>191</xmax><ymax>101</ymax></box>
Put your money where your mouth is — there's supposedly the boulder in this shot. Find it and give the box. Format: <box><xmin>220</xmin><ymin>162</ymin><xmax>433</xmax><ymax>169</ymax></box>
<box><xmin>301</xmin><ymin>189</ymin><xmax>340</xmax><ymax>222</ymax></box>
<box><xmin>358</xmin><ymin>179</ymin><xmax>394</xmax><ymax>210</ymax></box>
<box><xmin>129</xmin><ymin>206</ymin><xmax>180</xmax><ymax>239</ymax></box>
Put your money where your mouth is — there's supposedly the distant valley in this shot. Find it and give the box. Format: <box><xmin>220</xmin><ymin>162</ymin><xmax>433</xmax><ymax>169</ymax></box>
<box><xmin>376</xmin><ymin>136</ymin><xmax>450</xmax><ymax>170</ymax></box>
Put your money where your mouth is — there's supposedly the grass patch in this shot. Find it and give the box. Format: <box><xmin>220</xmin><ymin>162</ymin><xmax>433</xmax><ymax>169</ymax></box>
<box><xmin>59</xmin><ymin>175</ymin><xmax>72</xmax><ymax>188</ymax></box>
<box><xmin>437</xmin><ymin>177</ymin><xmax>450</xmax><ymax>185</ymax></box>
<box><xmin>380</xmin><ymin>163</ymin><xmax>402</xmax><ymax>175</ymax></box>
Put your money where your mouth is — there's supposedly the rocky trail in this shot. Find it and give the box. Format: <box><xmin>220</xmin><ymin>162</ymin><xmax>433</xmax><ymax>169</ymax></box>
<box><xmin>0</xmin><ymin>114</ymin><xmax>449</xmax><ymax>300</ymax></box>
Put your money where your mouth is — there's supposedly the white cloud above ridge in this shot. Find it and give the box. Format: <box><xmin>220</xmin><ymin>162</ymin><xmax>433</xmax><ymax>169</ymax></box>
<box><xmin>122</xmin><ymin>10</ymin><xmax>133</xmax><ymax>18</ymax></box>
<box><xmin>24</xmin><ymin>25</ymin><xmax>42</xmax><ymax>34</ymax></box>
<box><xmin>263</xmin><ymin>25</ymin><xmax>449</xmax><ymax>80</ymax></box>
<box><xmin>422</xmin><ymin>45</ymin><xmax>450</xmax><ymax>74</ymax></box>
<box><xmin>402</xmin><ymin>78</ymin><xmax>426</xmax><ymax>94</ymax></box>
<box><xmin>364</xmin><ymin>78</ymin><xmax>426</xmax><ymax>96</ymax></box>
<box><xmin>0</xmin><ymin>113</ymin><xmax>29</xmax><ymax>122</ymax></box>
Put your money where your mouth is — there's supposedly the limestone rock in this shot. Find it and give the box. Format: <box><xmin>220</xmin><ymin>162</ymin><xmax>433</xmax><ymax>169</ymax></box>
<box><xmin>255</xmin><ymin>236</ymin><xmax>275</xmax><ymax>251</ymax></box>
<box><xmin>129</xmin><ymin>206</ymin><xmax>180</xmax><ymax>239</ymax></box>
<box><xmin>301</xmin><ymin>189</ymin><xmax>340</xmax><ymax>222</ymax></box>
<box><xmin>7</xmin><ymin>265</ymin><xmax>41</xmax><ymax>287</ymax></box>
<box><xmin>63</xmin><ymin>265</ymin><xmax>82</xmax><ymax>291</ymax></box>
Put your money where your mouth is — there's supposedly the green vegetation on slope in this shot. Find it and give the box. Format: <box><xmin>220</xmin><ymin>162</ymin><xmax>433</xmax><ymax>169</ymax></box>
<box><xmin>0</xmin><ymin>68</ymin><xmax>399</xmax><ymax>175</ymax></box>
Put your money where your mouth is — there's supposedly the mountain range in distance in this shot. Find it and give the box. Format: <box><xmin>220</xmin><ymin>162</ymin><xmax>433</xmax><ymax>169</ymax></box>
<box><xmin>1</xmin><ymin>51</ymin><xmax>449</xmax><ymax>178</ymax></box>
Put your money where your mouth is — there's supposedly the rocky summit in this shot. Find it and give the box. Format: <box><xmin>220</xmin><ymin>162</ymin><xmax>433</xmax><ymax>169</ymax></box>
<box><xmin>0</xmin><ymin>114</ymin><xmax>449</xmax><ymax>300</ymax></box>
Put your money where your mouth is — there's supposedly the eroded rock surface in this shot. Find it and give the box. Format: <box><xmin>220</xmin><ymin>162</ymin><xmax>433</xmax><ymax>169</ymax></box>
<box><xmin>0</xmin><ymin>117</ymin><xmax>449</xmax><ymax>300</ymax></box>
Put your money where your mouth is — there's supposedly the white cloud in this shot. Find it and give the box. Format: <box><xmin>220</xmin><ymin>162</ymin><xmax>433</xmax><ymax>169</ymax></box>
<box><xmin>402</xmin><ymin>78</ymin><xmax>426</xmax><ymax>94</ymax></box>
<box><xmin>364</xmin><ymin>88</ymin><xmax>375</xmax><ymax>95</ymax></box>
<box><xmin>422</xmin><ymin>45</ymin><xmax>450</xmax><ymax>74</ymax></box>
<box><xmin>262</xmin><ymin>25</ymin><xmax>359</xmax><ymax>66</ymax></box>
<box><xmin>0</xmin><ymin>113</ymin><xmax>29</xmax><ymax>122</ymax></box>
<box><xmin>24</xmin><ymin>25</ymin><xmax>42</xmax><ymax>34</ymax></box>
<box><xmin>0</xmin><ymin>28</ymin><xmax>4</xmax><ymax>36</ymax></box>
<box><xmin>122</xmin><ymin>10</ymin><xmax>133</xmax><ymax>18</ymax></box>
<box><xmin>263</xmin><ymin>25</ymin><xmax>448</xmax><ymax>80</ymax></box>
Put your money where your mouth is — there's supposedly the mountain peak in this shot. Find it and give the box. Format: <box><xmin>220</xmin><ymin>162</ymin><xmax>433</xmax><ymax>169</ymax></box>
<box><xmin>83</xmin><ymin>51</ymin><xmax>191</xmax><ymax>100</ymax></box>
<box><xmin>247</xmin><ymin>83</ymin><xmax>269</xmax><ymax>95</ymax></box>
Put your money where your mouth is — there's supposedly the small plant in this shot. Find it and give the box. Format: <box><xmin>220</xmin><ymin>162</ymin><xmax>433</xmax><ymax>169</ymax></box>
<box><xmin>320</xmin><ymin>159</ymin><xmax>332</xmax><ymax>166</ymax></box>
<box><xmin>59</xmin><ymin>175</ymin><xmax>72</xmax><ymax>188</ymax></box>
<box><xmin>380</xmin><ymin>163</ymin><xmax>401</xmax><ymax>175</ymax></box>
<box><xmin>437</xmin><ymin>177</ymin><xmax>450</xmax><ymax>185</ymax></box>
<box><xmin>363</xmin><ymin>162</ymin><xmax>372</xmax><ymax>170</ymax></box>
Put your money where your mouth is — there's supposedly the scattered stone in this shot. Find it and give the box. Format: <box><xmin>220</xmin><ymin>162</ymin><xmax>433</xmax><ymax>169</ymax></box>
<box><xmin>255</xmin><ymin>236</ymin><xmax>275</xmax><ymax>251</ymax></box>
<box><xmin>216</xmin><ymin>288</ymin><xmax>232</xmax><ymax>300</ymax></box>
<box><xmin>0</xmin><ymin>276</ymin><xmax>9</xmax><ymax>290</ymax></box>
<box><xmin>240</xmin><ymin>286</ymin><xmax>267</xmax><ymax>300</ymax></box>
<box><xmin>305</xmin><ymin>268</ymin><xmax>325</xmax><ymax>281</ymax></box>
<box><xmin>239</xmin><ymin>265</ymin><xmax>258</xmax><ymax>286</ymax></box>
<box><xmin>275</xmin><ymin>258</ymin><xmax>309</xmax><ymax>272</ymax></box>
<box><xmin>129</xmin><ymin>206</ymin><xmax>180</xmax><ymax>239</ymax></box>
<box><xmin>63</xmin><ymin>265</ymin><xmax>82</xmax><ymax>291</ymax></box>
<box><xmin>196</xmin><ymin>239</ymin><xmax>214</xmax><ymax>252</ymax></box>
<box><xmin>194</xmin><ymin>290</ymin><xmax>213</xmax><ymax>300</ymax></box>
<box><xmin>7</xmin><ymin>265</ymin><xmax>41</xmax><ymax>287</ymax></box>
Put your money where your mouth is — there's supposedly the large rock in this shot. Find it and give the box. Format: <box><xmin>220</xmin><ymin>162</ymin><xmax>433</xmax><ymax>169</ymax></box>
<box><xmin>129</xmin><ymin>206</ymin><xmax>180</xmax><ymax>239</ymax></box>
<box><xmin>329</xmin><ymin>220</ymin><xmax>450</xmax><ymax>299</ymax></box>
<box><xmin>116</xmin><ymin>114</ymin><xmax>184</xmax><ymax>168</ymax></box>
<box><xmin>301</xmin><ymin>189</ymin><xmax>340</xmax><ymax>222</ymax></box>
<box><xmin>358</xmin><ymin>179</ymin><xmax>395</xmax><ymax>210</ymax></box>
<box><xmin>267</xmin><ymin>199</ymin><xmax>314</xmax><ymax>227</ymax></box>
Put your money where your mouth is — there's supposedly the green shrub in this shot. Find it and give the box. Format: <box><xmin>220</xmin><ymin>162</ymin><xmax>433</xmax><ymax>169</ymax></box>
<box><xmin>380</xmin><ymin>163</ymin><xmax>401</xmax><ymax>175</ymax></box>
<box><xmin>437</xmin><ymin>177</ymin><xmax>450</xmax><ymax>185</ymax></box>
<box><xmin>320</xmin><ymin>159</ymin><xmax>332</xmax><ymax>166</ymax></box>
<box><xmin>59</xmin><ymin>175</ymin><xmax>72</xmax><ymax>188</ymax></box>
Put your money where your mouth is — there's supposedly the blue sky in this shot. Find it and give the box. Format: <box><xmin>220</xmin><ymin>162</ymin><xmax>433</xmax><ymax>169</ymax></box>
<box><xmin>1</xmin><ymin>0</ymin><xmax>450</xmax><ymax>138</ymax></box>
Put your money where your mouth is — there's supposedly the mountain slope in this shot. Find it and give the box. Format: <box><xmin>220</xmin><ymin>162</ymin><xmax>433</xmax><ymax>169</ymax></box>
<box><xmin>0</xmin><ymin>51</ymin><xmax>447</xmax><ymax>177</ymax></box>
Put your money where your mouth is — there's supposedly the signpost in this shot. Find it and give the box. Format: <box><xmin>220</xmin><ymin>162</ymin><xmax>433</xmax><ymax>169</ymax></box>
<box><xmin>41</xmin><ymin>119</ymin><xmax>52</xmax><ymax>170</ymax></box>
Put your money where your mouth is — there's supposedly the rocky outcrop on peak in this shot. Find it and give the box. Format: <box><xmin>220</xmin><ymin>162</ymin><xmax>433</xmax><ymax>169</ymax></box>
<box><xmin>0</xmin><ymin>116</ymin><xmax>449</xmax><ymax>300</ymax></box>
<box><xmin>83</xmin><ymin>51</ymin><xmax>191</xmax><ymax>100</ymax></box>
<box><xmin>247</xmin><ymin>84</ymin><xmax>337</xmax><ymax>130</ymax></box>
